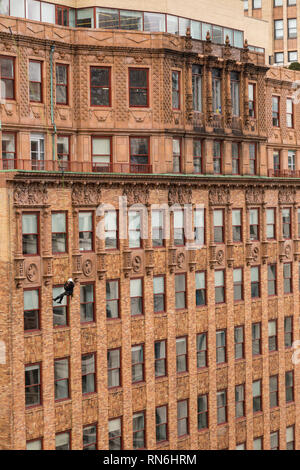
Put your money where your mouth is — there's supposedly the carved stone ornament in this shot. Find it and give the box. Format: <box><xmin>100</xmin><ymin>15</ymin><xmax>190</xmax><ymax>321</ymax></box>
<box><xmin>26</xmin><ymin>263</ymin><xmax>38</xmax><ymax>282</ymax></box>
<box><xmin>123</xmin><ymin>186</ymin><xmax>149</xmax><ymax>206</ymax></box>
<box><xmin>216</xmin><ymin>250</ymin><xmax>224</xmax><ymax>265</ymax></box>
<box><xmin>209</xmin><ymin>186</ymin><xmax>230</xmax><ymax>206</ymax></box>
<box><xmin>14</xmin><ymin>183</ymin><xmax>48</xmax><ymax>206</ymax></box>
<box><xmin>177</xmin><ymin>252</ymin><xmax>185</xmax><ymax>269</ymax></box>
<box><xmin>72</xmin><ymin>184</ymin><xmax>101</xmax><ymax>206</ymax></box>
<box><xmin>168</xmin><ymin>186</ymin><xmax>192</xmax><ymax>205</ymax></box>
<box><xmin>132</xmin><ymin>255</ymin><xmax>142</xmax><ymax>273</ymax></box>
<box><xmin>82</xmin><ymin>259</ymin><xmax>93</xmax><ymax>277</ymax></box>
<box><xmin>252</xmin><ymin>246</ymin><xmax>259</xmax><ymax>262</ymax></box>
<box><xmin>246</xmin><ymin>187</ymin><xmax>264</xmax><ymax>205</ymax></box>
<box><xmin>278</xmin><ymin>187</ymin><xmax>295</xmax><ymax>205</ymax></box>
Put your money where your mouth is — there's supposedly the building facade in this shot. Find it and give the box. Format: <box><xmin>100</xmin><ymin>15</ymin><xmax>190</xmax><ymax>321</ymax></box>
<box><xmin>0</xmin><ymin>5</ymin><xmax>299</xmax><ymax>451</ymax></box>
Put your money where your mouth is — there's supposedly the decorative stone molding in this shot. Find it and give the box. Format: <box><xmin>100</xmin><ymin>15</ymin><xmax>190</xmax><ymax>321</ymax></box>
<box><xmin>71</xmin><ymin>184</ymin><xmax>101</xmax><ymax>207</ymax></box>
<box><xmin>145</xmin><ymin>248</ymin><xmax>154</xmax><ymax>276</ymax></box>
<box><xmin>123</xmin><ymin>186</ymin><xmax>149</xmax><ymax>206</ymax></box>
<box><xmin>123</xmin><ymin>249</ymin><xmax>132</xmax><ymax>278</ymax></box>
<box><xmin>82</xmin><ymin>259</ymin><xmax>93</xmax><ymax>277</ymax></box>
<box><xmin>168</xmin><ymin>186</ymin><xmax>192</xmax><ymax>205</ymax></box>
<box><xmin>278</xmin><ymin>187</ymin><xmax>295</xmax><ymax>205</ymax></box>
<box><xmin>245</xmin><ymin>187</ymin><xmax>264</xmax><ymax>205</ymax></box>
<box><xmin>97</xmin><ymin>252</ymin><xmax>107</xmax><ymax>280</ymax></box>
<box><xmin>261</xmin><ymin>241</ymin><xmax>269</xmax><ymax>264</ymax></box>
<box><xmin>72</xmin><ymin>254</ymin><xmax>82</xmax><ymax>281</ymax></box>
<box><xmin>132</xmin><ymin>255</ymin><xmax>142</xmax><ymax>273</ymax></box>
<box><xmin>26</xmin><ymin>263</ymin><xmax>39</xmax><ymax>282</ymax></box>
<box><xmin>188</xmin><ymin>249</ymin><xmax>197</xmax><ymax>272</ymax></box>
<box><xmin>14</xmin><ymin>183</ymin><xmax>48</xmax><ymax>207</ymax></box>
<box><xmin>15</xmin><ymin>256</ymin><xmax>25</xmax><ymax>288</ymax></box>
<box><xmin>209</xmin><ymin>186</ymin><xmax>230</xmax><ymax>206</ymax></box>
<box><xmin>226</xmin><ymin>242</ymin><xmax>234</xmax><ymax>268</ymax></box>
<box><xmin>42</xmin><ymin>256</ymin><xmax>53</xmax><ymax>286</ymax></box>
<box><xmin>209</xmin><ymin>244</ymin><xmax>217</xmax><ymax>269</ymax></box>
<box><xmin>168</xmin><ymin>247</ymin><xmax>177</xmax><ymax>273</ymax></box>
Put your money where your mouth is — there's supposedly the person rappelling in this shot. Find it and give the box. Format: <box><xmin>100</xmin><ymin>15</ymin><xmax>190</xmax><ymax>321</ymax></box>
<box><xmin>53</xmin><ymin>278</ymin><xmax>75</xmax><ymax>304</ymax></box>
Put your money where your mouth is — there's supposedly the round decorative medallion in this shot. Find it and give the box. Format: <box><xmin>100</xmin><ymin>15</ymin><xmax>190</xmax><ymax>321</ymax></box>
<box><xmin>177</xmin><ymin>252</ymin><xmax>185</xmax><ymax>269</ymax></box>
<box><xmin>82</xmin><ymin>259</ymin><xmax>93</xmax><ymax>277</ymax></box>
<box><xmin>26</xmin><ymin>263</ymin><xmax>38</xmax><ymax>282</ymax></box>
<box><xmin>285</xmin><ymin>244</ymin><xmax>291</xmax><ymax>258</ymax></box>
<box><xmin>132</xmin><ymin>256</ymin><xmax>142</xmax><ymax>273</ymax></box>
<box><xmin>216</xmin><ymin>250</ymin><xmax>224</xmax><ymax>265</ymax></box>
<box><xmin>252</xmin><ymin>246</ymin><xmax>259</xmax><ymax>262</ymax></box>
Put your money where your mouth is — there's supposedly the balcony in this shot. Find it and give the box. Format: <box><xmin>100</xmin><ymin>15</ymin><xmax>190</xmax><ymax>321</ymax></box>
<box><xmin>268</xmin><ymin>169</ymin><xmax>300</xmax><ymax>178</ymax></box>
<box><xmin>1</xmin><ymin>159</ymin><xmax>153</xmax><ymax>174</ymax></box>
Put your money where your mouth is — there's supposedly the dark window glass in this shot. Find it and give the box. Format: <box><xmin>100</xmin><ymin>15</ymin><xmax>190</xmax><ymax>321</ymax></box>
<box><xmin>90</xmin><ymin>67</ymin><xmax>110</xmax><ymax>106</ymax></box>
<box><xmin>25</xmin><ymin>364</ymin><xmax>41</xmax><ymax>407</ymax></box>
<box><xmin>106</xmin><ymin>280</ymin><xmax>119</xmax><ymax>319</ymax></box>
<box><xmin>129</xmin><ymin>69</ymin><xmax>148</xmax><ymax>107</ymax></box>
<box><xmin>82</xmin><ymin>353</ymin><xmax>96</xmax><ymax>394</ymax></box>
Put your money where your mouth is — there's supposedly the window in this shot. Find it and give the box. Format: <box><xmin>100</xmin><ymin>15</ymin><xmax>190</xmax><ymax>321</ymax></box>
<box><xmin>56</xmin><ymin>6</ymin><xmax>69</xmax><ymax>26</ymax></box>
<box><xmin>155</xmin><ymin>340</ymin><xmax>166</xmax><ymax>378</ymax></box>
<box><xmin>52</xmin><ymin>212</ymin><xmax>67</xmax><ymax>253</ymax></box>
<box><xmin>79</xmin><ymin>211</ymin><xmax>93</xmax><ymax>251</ymax></box>
<box><xmin>249</xmin><ymin>143</ymin><xmax>256</xmax><ymax>175</ymax></box>
<box><xmin>214</xmin><ymin>209</ymin><xmax>224</xmax><ymax>243</ymax></box>
<box><xmin>41</xmin><ymin>2</ymin><xmax>55</xmax><ymax>23</ymax></box>
<box><xmin>233</xmin><ymin>268</ymin><xmax>243</xmax><ymax>301</ymax></box>
<box><xmin>267</xmin><ymin>208</ymin><xmax>276</xmax><ymax>239</ymax></box>
<box><xmin>288</xmin><ymin>51</ymin><xmax>298</xmax><ymax>63</ymax></box>
<box><xmin>144</xmin><ymin>12</ymin><xmax>166</xmax><ymax>32</ymax></box>
<box><xmin>253</xmin><ymin>380</ymin><xmax>262</xmax><ymax>413</ymax></box>
<box><xmin>215</xmin><ymin>270</ymin><xmax>225</xmax><ymax>304</ymax></box>
<box><xmin>24</xmin><ymin>289</ymin><xmax>39</xmax><ymax>331</ymax></box>
<box><xmin>286</xmin><ymin>426</ymin><xmax>295</xmax><ymax>450</ymax></box>
<box><xmin>54</xmin><ymin>358</ymin><xmax>69</xmax><ymax>401</ymax></box>
<box><xmin>26</xmin><ymin>439</ymin><xmax>42</xmax><ymax>450</ymax></box>
<box><xmin>287</xmin><ymin>98</ymin><xmax>293</xmax><ymax>128</ymax></box>
<box><xmin>130</xmin><ymin>278</ymin><xmax>143</xmax><ymax>316</ymax></box>
<box><xmin>251</xmin><ymin>266</ymin><xmax>260</xmax><ymax>298</ymax></box>
<box><xmin>270</xmin><ymin>431</ymin><xmax>279</xmax><ymax>450</ymax></box>
<box><xmin>196</xmin><ymin>271</ymin><xmax>206</xmax><ymax>306</ymax></box>
<box><xmin>30</xmin><ymin>133</ymin><xmax>45</xmax><ymax>170</ymax></box>
<box><xmin>235</xmin><ymin>384</ymin><xmax>245</xmax><ymax>418</ymax></box>
<box><xmin>106</xmin><ymin>280</ymin><xmax>119</xmax><ymax>319</ymax></box>
<box><xmin>175</xmin><ymin>274</ymin><xmax>186</xmax><ymax>309</ymax></box>
<box><xmin>234</xmin><ymin>326</ymin><xmax>244</xmax><ymax>360</ymax></box>
<box><xmin>23</xmin><ymin>213</ymin><xmax>39</xmax><ymax>256</ymax></box>
<box><xmin>108</xmin><ymin>348</ymin><xmax>121</xmax><ymax>388</ymax></box>
<box><xmin>232</xmin><ymin>143</ymin><xmax>240</xmax><ymax>175</ymax></box>
<box><xmin>286</xmin><ymin>371</ymin><xmax>294</xmax><ymax>402</ymax></box>
<box><xmin>217</xmin><ymin>390</ymin><xmax>227</xmax><ymax>424</ymax></box>
<box><xmin>213</xmin><ymin>141</ymin><xmax>222</xmax><ymax>174</ymax></box>
<box><xmin>231</xmin><ymin>72</ymin><xmax>240</xmax><ymax>116</ymax></box>
<box><xmin>83</xmin><ymin>425</ymin><xmax>97</xmax><ymax>450</ymax></box>
<box><xmin>284</xmin><ymin>263</ymin><xmax>292</xmax><ymax>294</ymax></box>
<box><xmin>56</xmin><ymin>64</ymin><xmax>68</xmax><ymax>105</ymax></box>
<box><xmin>25</xmin><ymin>363</ymin><xmax>41</xmax><ymax>407</ymax></box>
<box><xmin>192</xmin><ymin>65</ymin><xmax>202</xmax><ymax>111</ymax></box>
<box><xmin>56</xmin><ymin>136</ymin><xmax>69</xmax><ymax>170</ymax></box>
<box><xmin>2</xmin><ymin>132</ymin><xmax>16</xmax><ymax>169</ymax></box>
<box><xmin>104</xmin><ymin>210</ymin><xmax>118</xmax><ymax>249</ymax></box>
<box><xmin>174</xmin><ymin>210</ymin><xmax>184</xmax><ymax>246</ymax></box>
<box><xmin>253</xmin><ymin>437</ymin><xmax>263</xmax><ymax>450</ymax></box>
<box><xmin>152</xmin><ymin>210</ymin><xmax>164</xmax><ymax>247</ymax></box>
<box><xmin>284</xmin><ymin>317</ymin><xmax>293</xmax><ymax>348</ymax></box>
<box><xmin>92</xmin><ymin>137</ymin><xmax>111</xmax><ymax>172</ymax></box>
<box><xmin>250</xmin><ymin>209</ymin><xmax>259</xmax><ymax>240</ymax></box>
<box><xmin>29</xmin><ymin>61</ymin><xmax>42</xmax><ymax>102</ymax></box>
<box><xmin>197</xmin><ymin>333</ymin><xmax>207</xmax><ymax>368</ymax></box>
<box><xmin>273</xmin><ymin>151</ymin><xmax>280</xmax><ymax>172</ymax></box>
<box><xmin>156</xmin><ymin>405</ymin><xmax>168</xmax><ymax>443</ymax></box>
<box><xmin>216</xmin><ymin>330</ymin><xmax>226</xmax><ymax>364</ymax></box>
<box><xmin>248</xmin><ymin>83</ymin><xmax>256</xmax><ymax>118</ymax></box>
<box><xmin>270</xmin><ymin>375</ymin><xmax>278</xmax><ymax>408</ymax></box>
<box><xmin>109</xmin><ymin>418</ymin><xmax>122</xmax><ymax>450</ymax></box>
<box><xmin>274</xmin><ymin>20</ymin><xmax>283</xmax><ymax>39</ymax></box>
<box><xmin>130</xmin><ymin>137</ymin><xmax>149</xmax><ymax>171</ymax></box>
<box><xmin>232</xmin><ymin>209</ymin><xmax>242</xmax><ymax>242</ymax></box>
<box><xmin>82</xmin><ymin>353</ymin><xmax>96</xmax><ymax>395</ymax></box>
<box><xmin>193</xmin><ymin>140</ymin><xmax>202</xmax><ymax>173</ymax></box>
<box><xmin>253</xmin><ymin>0</ymin><xmax>262</xmax><ymax>7</ymax></box>
<box><xmin>272</xmin><ymin>96</ymin><xmax>280</xmax><ymax>127</ymax></box>
<box><xmin>288</xmin><ymin>18</ymin><xmax>297</xmax><ymax>38</ymax></box>
<box><xmin>132</xmin><ymin>344</ymin><xmax>144</xmax><ymax>383</ymax></box>
<box><xmin>53</xmin><ymin>286</ymin><xmax>68</xmax><ymax>327</ymax></box>
<box><xmin>274</xmin><ymin>52</ymin><xmax>284</xmax><ymax>65</ymax></box>
<box><xmin>288</xmin><ymin>0</ymin><xmax>296</xmax><ymax>5</ymax></box>
<box><xmin>252</xmin><ymin>322</ymin><xmax>261</xmax><ymax>355</ymax></box>
<box><xmin>244</xmin><ymin>0</ymin><xmax>249</xmax><ymax>9</ymax></box>
<box><xmin>212</xmin><ymin>69</ymin><xmax>221</xmax><ymax>114</ymax></box>
<box><xmin>0</xmin><ymin>56</ymin><xmax>14</xmax><ymax>100</ymax></box>
<box><xmin>288</xmin><ymin>150</ymin><xmax>295</xmax><ymax>171</ymax></box>
<box><xmin>129</xmin><ymin>68</ymin><xmax>148</xmax><ymax>107</ymax></box>
<box><xmin>194</xmin><ymin>208</ymin><xmax>205</xmax><ymax>246</ymax></box>
<box><xmin>90</xmin><ymin>67</ymin><xmax>110</xmax><ymax>106</ymax></box>
<box><xmin>173</xmin><ymin>138</ymin><xmax>181</xmax><ymax>173</ymax></box>
<box><xmin>236</xmin><ymin>443</ymin><xmax>245</xmax><ymax>450</ymax></box>
<box><xmin>10</xmin><ymin>0</ymin><xmax>25</xmax><ymax>17</ymax></box>
<box><xmin>172</xmin><ymin>71</ymin><xmax>180</xmax><ymax>110</ymax></box>
<box><xmin>176</xmin><ymin>337</ymin><xmax>187</xmax><ymax>373</ymax></box>
<box><xmin>96</xmin><ymin>8</ymin><xmax>119</xmax><ymax>29</ymax></box>
<box><xmin>119</xmin><ymin>10</ymin><xmax>143</xmax><ymax>30</ymax></box>
<box><xmin>77</xmin><ymin>8</ymin><xmax>94</xmax><ymax>28</ymax></box>
<box><xmin>153</xmin><ymin>276</ymin><xmax>165</xmax><ymax>313</ymax></box>
<box><xmin>177</xmin><ymin>400</ymin><xmax>188</xmax><ymax>436</ymax></box>
<box><xmin>274</xmin><ymin>0</ymin><xmax>283</xmax><ymax>7</ymax></box>
<box><xmin>198</xmin><ymin>395</ymin><xmax>208</xmax><ymax>430</ymax></box>
<box><xmin>80</xmin><ymin>284</ymin><xmax>95</xmax><ymax>323</ymax></box>
<box><xmin>282</xmin><ymin>208</ymin><xmax>291</xmax><ymax>239</ymax></box>
<box><xmin>55</xmin><ymin>431</ymin><xmax>70</xmax><ymax>450</ymax></box>
<box><xmin>268</xmin><ymin>264</ymin><xmax>277</xmax><ymax>296</ymax></box>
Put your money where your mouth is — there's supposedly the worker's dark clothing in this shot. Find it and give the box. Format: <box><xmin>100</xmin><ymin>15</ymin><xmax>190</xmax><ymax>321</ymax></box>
<box><xmin>53</xmin><ymin>281</ymin><xmax>75</xmax><ymax>304</ymax></box>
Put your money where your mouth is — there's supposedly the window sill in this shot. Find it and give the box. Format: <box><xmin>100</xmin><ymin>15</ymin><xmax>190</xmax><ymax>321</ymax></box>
<box><xmin>24</xmin><ymin>330</ymin><xmax>42</xmax><ymax>336</ymax></box>
<box><xmin>80</xmin><ymin>322</ymin><xmax>96</xmax><ymax>328</ymax></box>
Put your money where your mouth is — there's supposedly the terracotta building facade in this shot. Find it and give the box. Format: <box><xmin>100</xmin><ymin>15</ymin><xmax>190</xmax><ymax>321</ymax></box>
<box><xmin>0</xmin><ymin>11</ymin><xmax>299</xmax><ymax>451</ymax></box>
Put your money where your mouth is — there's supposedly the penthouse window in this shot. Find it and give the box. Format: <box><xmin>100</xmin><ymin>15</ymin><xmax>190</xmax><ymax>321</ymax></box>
<box><xmin>129</xmin><ymin>68</ymin><xmax>148</xmax><ymax>107</ymax></box>
<box><xmin>132</xmin><ymin>344</ymin><xmax>144</xmax><ymax>383</ymax></box>
<box><xmin>2</xmin><ymin>133</ymin><xmax>16</xmax><ymax>169</ymax></box>
<box><xmin>54</xmin><ymin>358</ymin><xmax>69</xmax><ymax>401</ymax></box>
<box><xmin>120</xmin><ymin>10</ymin><xmax>143</xmax><ymax>30</ymax></box>
<box><xmin>96</xmin><ymin>8</ymin><xmax>119</xmax><ymax>28</ymax></box>
<box><xmin>156</xmin><ymin>405</ymin><xmax>168</xmax><ymax>443</ymax></box>
<box><xmin>92</xmin><ymin>137</ymin><xmax>111</xmax><ymax>172</ymax></box>
<box><xmin>83</xmin><ymin>425</ymin><xmax>97</xmax><ymax>450</ymax></box>
<box><xmin>288</xmin><ymin>19</ymin><xmax>297</xmax><ymax>39</ymax></box>
<box><xmin>77</xmin><ymin>8</ymin><xmax>94</xmax><ymax>28</ymax></box>
<box><xmin>192</xmin><ymin>65</ymin><xmax>202</xmax><ymax>112</ymax></box>
<box><xmin>56</xmin><ymin>5</ymin><xmax>69</xmax><ymax>26</ymax></box>
<box><xmin>90</xmin><ymin>67</ymin><xmax>110</xmax><ymax>106</ymax></box>
<box><xmin>272</xmin><ymin>96</ymin><xmax>280</xmax><ymax>127</ymax></box>
<box><xmin>248</xmin><ymin>83</ymin><xmax>256</xmax><ymax>118</ymax></box>
<box><xmin>25</xmin><ymin>363</ymin><xmax>41</xmax><ymax>408</ymax></box>
<box><xmin>172</xmin><ymin>71</ymin><xmax>180</xmax><ymax>110</ymax></box>
<box><xmin>108</xmin><ymin>348</ymin><xmax>121</xmax><ymax>388</ymax></box>
<box><xmin>52</xmin><ymin>212</ymin><xmax>67</xmax><ymax>254</ymax></box>
<box><xmin>82</xmin><ymin>353</ymin><xmax>96</xmax><ymax>395</ymax></box>
<box><xmin>0</xmin><ymin>56</ymin><xmax>14</xmax><ymax>100</ymax></box>
<box><xmin>24</xmin><ymin>289</ymin><xmax>40</xmax><ymax>331</ymax></box>
<box><xmin>56</xmin><ymin>64</ymin><xmax>68</xmax><ymax>105</ymax></box>
<box><xmin>79</xmin><ymin>212</ymin><xmax>93</xmax><ymax>252</ymax></box>
<box><xmin>106</xmin><ymin>280</ymin><xmax>119</xmax><ymax>319</ymax></box>
<box><xmin>274</xmin><ymin>20</ymin><xmax>283</xmax><ymax>39</ymax></box>
<box><xmin>80</xmin><ymin>284</ymin><xmax>95</xmax><ymax>323</ymax></box>
<box><xmin>29</xmin><ymin>61</ymin><xmax>42</xmax><ymax>102</ymax></box>
<box><xmin>231</xmin><ymin>72</ymin><xmax>240</xmax><ymax>116</ymax></box>
<box><xmin>109</xmin><ymin>418</ymin><xmax>122</xmax><ymax>450</ymax></box>
<box><xmin>53</xmin><ymin>286</ymin><xmax>68</xmax><ymax>327</ymax></box>
<box><xmin>130</xmin><ymin>137</ymin><xmax>149</xmax><ymax>171</ymax></box>
<box><xmin>22</xmin><ymin>213</ymin><xmax>39</xmax><ymax>255</ymax></box>
<box><xmin>212</xmin><ymin>69</ymin><xmax>221</xmax><ymax>114</ymax></box>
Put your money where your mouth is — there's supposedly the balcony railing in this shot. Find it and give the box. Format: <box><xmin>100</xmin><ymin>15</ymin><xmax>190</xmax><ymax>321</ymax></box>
<box><xmin>1</xmin><ymin>159</ymin><xmax>152</xmax><ymax>174</ymax></box>
<box><xmin>268</xmin><ymin>169</ymin><xmax>300</xmax><ymax>178</ymax></box>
